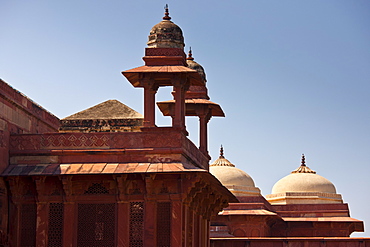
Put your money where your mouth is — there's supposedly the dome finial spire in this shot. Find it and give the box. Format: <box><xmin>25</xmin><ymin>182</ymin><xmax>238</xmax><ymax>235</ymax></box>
<box><xmin>301</xmin><ymin>154</ymin><xmax>306</xmax><ymax>166</ymax></box>
<box><xmin>210</xmin><ymin>145</ymin><xmax>235</xmax><ymax>167</ymax></box>
<box><xmin>163</xmin><ymin>4</ymin><xmax>171</xmax><ymax>20</ymax></box>
<box><xmin>291</xmin><ymin>154</ymin><xmax>316</xmax><ymax>174</ymax></box>
<box><xmin>220</xmin><ymin>145</ymin><xmax>224</xmax><ymax>158</ymax></box>
<box><xmin>187</xmin><ymin>47</ymin><xmax>194</xmax><ymax>60</ymax></box>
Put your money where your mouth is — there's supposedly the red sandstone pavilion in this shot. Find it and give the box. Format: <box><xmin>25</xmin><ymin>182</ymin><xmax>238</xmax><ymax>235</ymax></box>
<box><xmin>0</xmin><ymin>6</ymin><xmax>369</xmax><ymax>247</ymax></box>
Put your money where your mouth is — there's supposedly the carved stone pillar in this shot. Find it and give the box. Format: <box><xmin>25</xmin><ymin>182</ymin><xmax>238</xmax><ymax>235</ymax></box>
<box><xmin>171</xmin><ymin>199</ymin><xmax>183</xmax><ymax>246</ymax></box>
<box><xmin>62</xmin><ymin>202</ymin><xmax>75</xmax><ymax>247</ymax></box>
<box><xmin>115</xmin><ymin>175</ymin><xmax>129</xmax><ymax>247</ymax></box>
<box><xmin>144</xmin><ymin>175</ymin><xmax>156</xmax><ymax>246</ymax></box>
<box><xmin>35</xmin><ymin>202</ymin><xmax>48</xmax><ymax>247</ymax></box>
<box><xmin>141</xmin><ymin>76</ymin><xmax>159</xmax><ymax>127</ymax></box>
<box><xmin>172</xmin><ymin>75</ymin><xmax>189</xmax><ymax>129</ymax></box>
<box><xmin>117</xmin><ymin>202</ymin><xmax>129</xmax><ymax>247</ymax></box>
<box><xmin>61</xmin><ymin>176</ymin><xmax>74</xmax><ymax>247</ymax></box>
<box><xmin>197</xmin><ymin>106</ymin><xmax>212</xmax><ymax>155</ymax></box>
<box><xmin>34</xmin><ymin>177</ymin><xmax>48</xmax><ymax>247</ymax></box>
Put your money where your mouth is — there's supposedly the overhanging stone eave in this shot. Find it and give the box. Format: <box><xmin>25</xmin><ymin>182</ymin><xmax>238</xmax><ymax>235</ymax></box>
<box><xmin>157</xmin><ymin>100</ymin><xmax>225</xmax><ymax>117</ymax></box>
<box><xmin>122</xmin><ymin>66</ymin><xmax>205</xmax><ymax>87</ymax></box>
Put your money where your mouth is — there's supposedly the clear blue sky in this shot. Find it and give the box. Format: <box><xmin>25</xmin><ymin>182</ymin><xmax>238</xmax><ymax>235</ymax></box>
<box><xmin>1</xmin><ymin>1</ymin><xmax>370</xmax><ymax>236</ymax></box>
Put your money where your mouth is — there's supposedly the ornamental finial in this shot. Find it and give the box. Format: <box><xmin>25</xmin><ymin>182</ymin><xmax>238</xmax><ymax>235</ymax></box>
<box><xmin>163</xmin><ymin>4</ymin><xmax>171</xmax><ymax>20</ymax></box>
<box><xmin>291</xmin><ymin>154</ymin><xmax>316</xmax><ymax>173</ymax></box>
<box><xmin>187</xmin><ymin>47</ymin><xmax>194</xmax><ymax>60</ymax></box>
<box><xmin>210</xmin><ymin>145</ymin><xmax>235</xmax><ymax>167</ymax></box>
<box><xmin>301</xmin><ymin>154</ymin><xmax>306</xmax><ymax>166</ymax></box>
<box><xmin>220</xmin><ymin>145</ymin><xmax>224</xmax><ymax>158</ymax></box>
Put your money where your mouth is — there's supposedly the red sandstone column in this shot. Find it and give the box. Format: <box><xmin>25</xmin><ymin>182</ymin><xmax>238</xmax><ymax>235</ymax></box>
<box><xmin>9</xmin><ymin>202</ymin><xmax>21</xmax><ymax>246</ymax></box>
<box><xmin>206</xmin><ymin>220</ymin><xmax>211</xmax><ymax>247</ymax></box>
<box><xmin>63</xmin><ymin>202</ymin><xmax>75</xmax><ymax>247</ymax></box>
<box><xmin>187</xmin><ymin>207</ymin><xmax>194</xmax><ymax>247</ymax></box>
<box><xmin>142</xmin><ymin>79</ymin><xmax>158</xmax><ymax>127</ymax></box>
<box><xmin>144</xmin><ymin>200</ymin><xmax>156</xmax><ymax>246</ymax></box>
<box><xmin>35</xmin><ymin>202</ymin><xmax>48</xmax><ymax>247</ymax></box>
<box><xmin>193</xmin><ymin>212</ymin><xmax>201</xmax><ymax>247</ymax></box>
<box><xmin>171</xmin><ymin>199</ymin><xmax>183</xmax><ymax>246</ymax></box>
<box><xmin>117</xmin><ymin>202</ymin><xmax>129</xmax><ymax>247</ymax></box>
<box><xmin>198</xmin><ymin>107</ymin><xmax>211</xmax><ymax>155</ymax></box>
<box><xmin>172</xmin><ymin>77</ymin><xmax>188</xmax><ymax>129</ymax></box>
<box><xmin>182</xmin><ymin>204</ymin><xmax>189</xmax><ymax>247</ymax></box>
<box><xmin>202</xmin><ymin>218</ymin><xmax>210</xmax><ymax>247</ymax></box>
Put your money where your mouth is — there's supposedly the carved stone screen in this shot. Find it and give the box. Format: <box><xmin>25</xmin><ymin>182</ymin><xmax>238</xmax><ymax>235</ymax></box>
<box><xmin>77</xmin><ymin>203</ymin><xmax>116</xmax><ymax>247</ymax></box>
<box><xmin>20</xmin><ymin>204</ymin><xmax>37</xmax><ymax>247</ymax></box>
<box><xmin>156</xmin><ymin>202</ymin><xmax>171</xmax><ymax>247</ymax></box>
<box><xmin>84</xmin><ymin>183</ymin><xmax>109</xmax><ymax>194</ymax></box>
<box><xmin>48</xmin><ymin>203</ymin><xmax>64</xmax><ymax>247</ymax></box>
<box><xmin>129</xmin><ymin>201</ymin><xmax>144</xmax><ymax>247</ymax></box>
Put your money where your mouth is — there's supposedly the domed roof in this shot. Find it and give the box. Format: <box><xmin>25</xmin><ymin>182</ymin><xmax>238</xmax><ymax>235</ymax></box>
<box><xmin>210</xmin><ymin>146</ymin><xmax>260</xmax><ymax>197</ymax></box>
<box><xmin>271</xmin><ymin>155</ymin><xmax>337</xmax><ymax>194</ymax></box>
<box><xmin>147</xmin><ymin>5</ymin><xmax>185</xmax><ymax>49</ymax></box>
<box><xmin>266</xmin><ymin>155</ymin><xmax>343</xmax><ymax>205</ymax></box>
<box><xmin>186</xmin><ymin>48</ymin><xmax>206</xmax><ymax>82</ymax></box>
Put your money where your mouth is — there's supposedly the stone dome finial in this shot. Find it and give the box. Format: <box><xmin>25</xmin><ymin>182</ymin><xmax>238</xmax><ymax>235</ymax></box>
<box><xmin>163</xmin><ymin>4</ymin><xmax>171</xmax><ymax>20</ymax></box>
<box><xmin>292</xmin><ymin>154</ymin><xmax>316</xmax><ymax>174</ymax></box>
<box><xmin>210</xmin><ymin>146</ymin><xmax>234</xmax><ymax>167</ymax></box>
<box><xmin>185</xmin><ymin>48</ymin><xmax>207</xmax><ymax>82</ymax></box>
<box><xmin>187</xmin><ymin>47</ymin><xmax>194</xmax><ymax>61</ymax></box>
<box><xmin>220</xmin><ymin>145</ymin><xmax>224</xmax><ymax>158</ymax></box>
<box><xmin>301</xmin><ymin>154</ymin><xmax>306</xmax><ymax>166</ymax></box>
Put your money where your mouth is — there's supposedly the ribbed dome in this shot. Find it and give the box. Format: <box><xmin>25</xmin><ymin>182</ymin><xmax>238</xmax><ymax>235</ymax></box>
<box><xmin>147</xmin><ymin>6</ymin><xmax>185</xmax><ymax>49</ymax></box>
<box><xmin>210</xmin><ymin>146</ymin><xmax>260</xmax><ymax>197</ymax></box>
<box><xmin>186</xmin><ymin>49</ymin><xmax>206</xmax><ymax>82</ymax></box>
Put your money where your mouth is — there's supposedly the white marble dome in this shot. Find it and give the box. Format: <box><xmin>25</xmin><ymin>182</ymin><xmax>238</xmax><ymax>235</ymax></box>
<box><xmin>271</xmin><ymin>173</ymin><xmax>336</xmax><ymax>194</ymax></box>
<box><xmin>266</xmin><ymin>155</ymin><xmax>343</xmax><ymax>205</ymax></box>
<box><xmin>210</xmin><ymin>147</ymin><xmax>260</xmax><ymax>197</ymax></box>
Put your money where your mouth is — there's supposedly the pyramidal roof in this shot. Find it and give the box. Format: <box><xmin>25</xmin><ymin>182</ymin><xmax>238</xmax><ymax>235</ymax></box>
<box><xmin>63</xmin><ymin>100</ymin><xmax>143</xmax><ymax>120</ymax></box>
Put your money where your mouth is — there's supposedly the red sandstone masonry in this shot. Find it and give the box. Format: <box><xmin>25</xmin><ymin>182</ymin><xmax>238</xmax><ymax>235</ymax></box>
<box><xmin>0</xmin><ymin>79</ymin><xmax>60</xmax><ymax>133</ymax></box>
<box><xmin>9</xmin><ymin>128</ymin><xmax>209</xmax><ymax>169</ymax></box>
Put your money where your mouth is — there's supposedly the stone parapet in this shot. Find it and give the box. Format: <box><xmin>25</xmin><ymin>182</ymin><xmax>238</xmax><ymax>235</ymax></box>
<box><xmin>9</xmin><ymin>127</ymin><xmax>209</xmax><ymax>170</ymax></box>
<box><xmin>59</xmin><ymin>118</ymin><xmax>143</xmax><ymax>133</ymax></box>
<box><xmin>0</xmin><ymin>79</ymin><xmax>60</xmax><ymax>133</ymax></box>
<box><xmin>266</xmin><ymin>191</ymin><xmax>343</xmax><ymax>205</ymax></box>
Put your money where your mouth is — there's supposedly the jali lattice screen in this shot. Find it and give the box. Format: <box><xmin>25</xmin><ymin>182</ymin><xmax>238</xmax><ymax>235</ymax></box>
<box><xmin>77</xmin><ymin>203</ymin><xmax>116</xmax><ymax>247</ymax></box>
<box><xmin>129</xmin><ymin>201</ymin><xmax>144</xmax><ymax>247</ymax></box>
<box><xmin>48</xmin><ymin>203</ymin><xmax>64</xmax><ymax>247</ymax></box>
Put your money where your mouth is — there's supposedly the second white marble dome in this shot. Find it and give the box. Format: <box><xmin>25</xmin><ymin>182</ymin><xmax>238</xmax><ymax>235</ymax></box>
<box><xmin>271</xmin><ymin>172</ymin><xmax>337</xmax><ymax>194</ymax></box>
<box><xmin>210</xmin><ymin>165</ymin><xmax>256</xmax><ymax>188</ymax></box>
<box><xmin>210</xmin><ymin>147</ymin><xmax>260</xmax><ymax>197</ymax></box>
<box><xmin>266</xmin><ymin>155</ymin><xmax>343</xmax><ymax>205</ymax></box>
